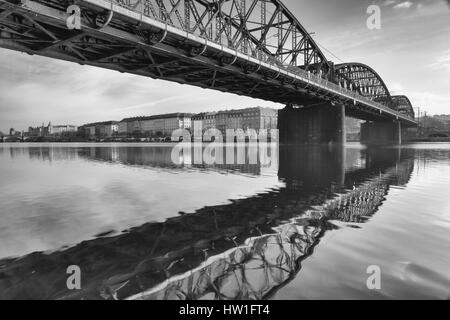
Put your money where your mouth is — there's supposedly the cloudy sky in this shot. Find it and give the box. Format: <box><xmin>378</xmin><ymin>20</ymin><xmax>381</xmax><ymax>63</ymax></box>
<box><xmin>0</xmin><ymin>0</ymin><xmax>449</xmax><ymax>132</ymax></box>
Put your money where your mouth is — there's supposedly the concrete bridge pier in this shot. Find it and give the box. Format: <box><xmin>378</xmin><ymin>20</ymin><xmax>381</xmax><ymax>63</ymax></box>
<box><xmin>278</xmin><ymin>103</ymin><xmax>346</xmax><ymax>145</ymax></box>
<box><xmin>361</xmin><ymin>120</ymin><xmax>406</xmax><ymax>145</ymax></box>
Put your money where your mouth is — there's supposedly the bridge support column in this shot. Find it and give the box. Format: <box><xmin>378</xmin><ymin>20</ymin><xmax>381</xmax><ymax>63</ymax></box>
<box><xmin>361</xmin><ymin>121</ymin><xmax>406</xmax><ymax>145</ymax></box>
<box><xmin>278</xmin><ymin>103</ymin><xmax>346</xmax><ymax>145</ymax></box>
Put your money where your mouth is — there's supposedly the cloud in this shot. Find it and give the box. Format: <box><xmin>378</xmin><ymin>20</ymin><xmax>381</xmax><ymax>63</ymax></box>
<box><xmin>117</xmin><ymin>95</ymin><xmax>196</xmax><ymax>112</ymax></box>
<box><xmin>394</xmin><ymin>1</ymin><xmax>414</xmax><ymax>9</ymax></box>
<box><xmin>382</xmin><ymin>0</ymin><xmax>397</xmax><ymax>6</ymax></box>
<box><xmin>429</xmin><ymin>50</ymin><xmax>450</xmax><ymax>72</ymax></box>
<box><xmin>0</xmin><ymin>49</ymin><xmax>281</xmax><ymax>132</ymax></box>
<box><xmin>390</xmin><ymin>83</ymin><xmax>406</xmax><ymax>94</ymax></box>
<box><xmin>408</xmin><ymin>91</ymin><xmax>450</xmax><ymax>114</ymax></box>
<box><xmin>377</xmin><ymin>0</ymin><xmax>439</xmax><ymax>12</ymax></box>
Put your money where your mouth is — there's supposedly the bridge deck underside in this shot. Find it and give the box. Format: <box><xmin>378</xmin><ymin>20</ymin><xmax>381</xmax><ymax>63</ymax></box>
<box><xmin>0</xmin><ymin>0</ymin><xmax>416</xmax><ymax>126</ymax></box>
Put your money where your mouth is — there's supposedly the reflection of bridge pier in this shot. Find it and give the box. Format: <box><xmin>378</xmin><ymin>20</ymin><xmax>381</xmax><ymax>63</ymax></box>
<box><xmin>279</xmin><ymin>145</ymin><xmax>345</xmax><ymax>190</ymax></box>
<box><xmin>362</xmin><ymin>146</ymin><xmax>402</xmax><ymax>168</ymax></box>
<box><xmin>279</xmin><ymin>104</ymin><xmax>346</xmax><ymax>145</ymax></box>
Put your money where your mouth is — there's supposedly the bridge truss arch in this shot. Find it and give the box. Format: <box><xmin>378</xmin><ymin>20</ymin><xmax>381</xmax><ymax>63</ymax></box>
<box><xmin>0</xmin><ymin>0</ymin><xmax>417</xmax><ymax>125</ymax></box>
<box><xmin>334</xmin><ymin>63</ymin><xmax>392</xmax><ymax>106</ymax></box>
<box><xmin>104</xmin><ymin>0</ymin><xmax>332</xmax><ymax>77</ymax></box>
<box><xmin>391</xmin><ymin>95</ymin><xmax>415</xmax><ymax>119</ymax></box>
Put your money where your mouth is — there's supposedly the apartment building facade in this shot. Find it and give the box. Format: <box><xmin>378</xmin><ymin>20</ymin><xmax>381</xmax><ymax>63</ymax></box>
<box><xmin>192</xmin><ymin>112</ymin><xmax>217</xmax><ymax>137</ymax></box>
<box><xmin>118</xmin><ymin>113</ymin><xmax>194</xmax><ymax>137</ymax></box>
<box><xmin>28</xmin><ymin>122</ymin><xmax>78</xmax><ymax>137</ymax></box>
<box><xmin>80</xmin><ymin>121</ymin><xmax>119</xmax><ymax>138</ymax></box>
<box><xmin>198</xmin><ymin>107</ymin><xmax>278</xmax><ymax>135</ymax></box>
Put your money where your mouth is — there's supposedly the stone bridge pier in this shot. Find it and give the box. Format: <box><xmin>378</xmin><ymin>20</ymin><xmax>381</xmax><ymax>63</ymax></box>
<box><xmin>278</xmin><ymin>103</ymin><xmax>346</xmax><ymax>145</ymax></box>
<box><xmin>361</xmin><ymin>120</ymin><xmax>406</xmax><ymax>145</ymax></box>
<box><xmin>278</xmin><ymin>103</ymin><xmax>409</xmax><ymax>145</ymax></box>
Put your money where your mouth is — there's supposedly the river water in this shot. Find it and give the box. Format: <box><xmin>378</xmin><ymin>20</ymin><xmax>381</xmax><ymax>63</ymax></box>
<box><xmin>0</xmin><ymin>142</ymin><xmax>449</xmax><ymax>300</ymax></box>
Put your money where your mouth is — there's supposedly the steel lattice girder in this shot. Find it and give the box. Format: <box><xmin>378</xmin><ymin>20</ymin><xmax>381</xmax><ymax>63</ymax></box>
<box><xmin>391</xmin><ymin>95</ymin><xmax>415</xmax><ymax>119</ymax></box>
<box><xmin>0</xmin><ymin>0</ymin><xmax>417</xmax><ymax>125</ymax></box>
<box><xmin>99</xmin><ymin>0</ymin><xmax>332</xmax><ymax>76</ymax></box>
<box><xmin>334</xmin><ymin>62</ymin><xmax>417</xmax><ymax>120</ymax></box>
<box><xmin>334</xmin><ymin>63</ymin><xmax>392</xmax><ymax>102</ymax></box>
<box><xmin>0</xmin><ymin>0</ymin><xmax>331</xmax><ymax>74</ymax></box>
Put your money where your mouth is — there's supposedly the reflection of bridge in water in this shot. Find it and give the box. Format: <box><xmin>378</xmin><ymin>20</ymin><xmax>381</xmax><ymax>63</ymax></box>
<box><xmin>12</xmin><ymin>143</ymin><xmax>279</xmax><ymax>176</ymax></box>
<box><xmin>0</xmin><ymin>145</ymin><xmax>414</xmax><ymax>300</ymax></box>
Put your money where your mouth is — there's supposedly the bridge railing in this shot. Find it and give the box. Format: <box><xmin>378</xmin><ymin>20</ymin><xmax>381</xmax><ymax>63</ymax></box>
<box><xmin>106</xmin><ymin>0</ymin><xmax>414</xmax><ymax>122</ymax></box>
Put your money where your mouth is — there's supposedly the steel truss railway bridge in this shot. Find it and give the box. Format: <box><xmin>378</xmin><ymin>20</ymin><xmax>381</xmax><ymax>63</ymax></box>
<box><xmin>0</xmin><ymin>0</ymin><xmax>417</xmax><ymax>144</ymax></box>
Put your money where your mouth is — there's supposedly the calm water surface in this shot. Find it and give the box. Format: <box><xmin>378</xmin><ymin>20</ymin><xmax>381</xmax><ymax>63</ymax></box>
<box><xmin>0</xmin><ymin>142</ymin><xmax>449</xmax><ymax>300</ymax></box>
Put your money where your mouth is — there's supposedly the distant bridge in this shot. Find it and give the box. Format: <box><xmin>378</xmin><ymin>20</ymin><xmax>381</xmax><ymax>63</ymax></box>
<box><xmin>0</xmin><ymin>0</ymin><xmax>417</xmax><ymax>144</ymax></box>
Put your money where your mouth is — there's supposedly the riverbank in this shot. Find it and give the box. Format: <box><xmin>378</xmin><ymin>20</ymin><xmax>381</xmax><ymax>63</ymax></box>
<box><xmin>3</xmin><ymin>137</ymin><xmax>450</xmax><ymax>143</ymax></box>
<box><xmin>408</xmin><ymin>137</ymin><xmax>450</xmax><ymax>142</ymax></box>
<box><xmin>0</xmin><ymin>137</ymin><xmax>172</xmax><ymax>143</ymax></box>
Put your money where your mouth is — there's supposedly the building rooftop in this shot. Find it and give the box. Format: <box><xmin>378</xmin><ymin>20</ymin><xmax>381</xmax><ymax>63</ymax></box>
<box><xmin>52</xmin><ymin>125</ymin><xmax>78</xmax><ymax>128</ymax></box>
<box><xmin>81</xmin><ymin>121</ymin><xmax>118</xmax><ymax>127</ymax></box>
<box><xmin>120</xmin><ymin>113</ymin><xmax>195</xmax><ymax>122</ymax></box>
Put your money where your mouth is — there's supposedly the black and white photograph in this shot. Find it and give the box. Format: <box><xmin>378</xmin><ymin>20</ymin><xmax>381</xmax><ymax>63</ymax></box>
<box><xmin>0</xmin><ymin>0</ymin><xmax>449</xmax><ymax>306</ymax></box>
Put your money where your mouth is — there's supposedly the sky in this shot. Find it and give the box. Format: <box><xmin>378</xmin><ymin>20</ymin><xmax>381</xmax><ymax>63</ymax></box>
<box><xmin>0</xmin><ymin>0</ymin><xmax>449</xmax><ymax>132</ymax></box>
